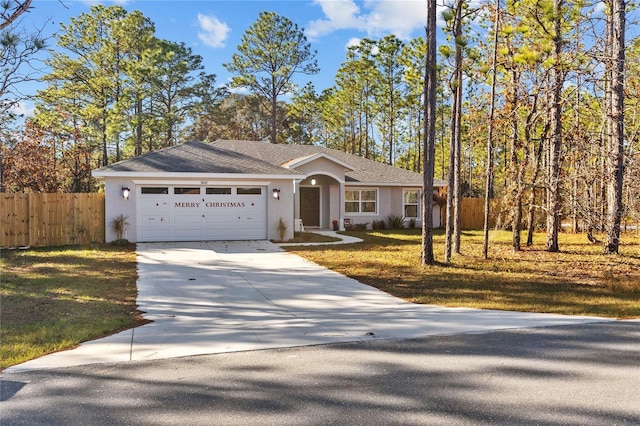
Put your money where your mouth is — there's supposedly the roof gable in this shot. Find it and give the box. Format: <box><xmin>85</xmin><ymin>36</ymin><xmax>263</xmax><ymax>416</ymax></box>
<box><xmin>282</xmin><ymin>152</ymin><xmax>356</xmax><ymax>171</ymax></box>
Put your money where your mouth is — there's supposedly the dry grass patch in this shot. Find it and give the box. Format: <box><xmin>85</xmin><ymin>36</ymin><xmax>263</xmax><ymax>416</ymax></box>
<box><xmin>286</xmin><ymin>229</ymin><xmax>640</xmax><ymax>319</ymax></box>
<box><xmin>0</xmin><ymin>243</ymin><xmax>145</xmax><ymax>370</ymax></box>
<box><xmin>276</xmin><ymin>231</ymin><xmax>341</xmax><ymax>244</ymax></box>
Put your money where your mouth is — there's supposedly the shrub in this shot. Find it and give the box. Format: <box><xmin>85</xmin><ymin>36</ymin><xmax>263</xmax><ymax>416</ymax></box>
<box><xmin>409</xmin><ymin>218</ymin><xmax>416</xmax><ymax>229</ymax></box>
<box><xmin>348</xmin><ymin>222</ymin><xmax>368</xmax><ymax>231</ymax></box>
<box><xmin>372</xmin><ymin>220</ymin><xmax>386</xmax><ymax>230</ymax></box>
<box><xmin>110</xmin><ymin>214</ymin><xmax>130</xmax><ymax>240</ymax></box>
<box><xmin>387</xmin><ymin>214</ymin><xmax>405</xmax><ymax>229</ymax></box>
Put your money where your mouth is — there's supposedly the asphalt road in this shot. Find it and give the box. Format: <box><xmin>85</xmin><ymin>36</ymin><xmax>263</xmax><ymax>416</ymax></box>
<box><xmin>2</xmin><ymin>321</ymin><xmax>639</xmax><ymax>425</ymax></box>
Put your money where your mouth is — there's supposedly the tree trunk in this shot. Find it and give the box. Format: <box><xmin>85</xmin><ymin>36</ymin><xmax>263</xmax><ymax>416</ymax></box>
<box><xmin>270</xmin><ymin>88</ymin><xmax>278</xmax><ymax>144</ymax></box>
<box><xmin>421</xmin><ymin>0</ymin><xmax>438</xmax><ymax>266</ymax></box>
<box><xmin>444</xmin><ymin>142</ymin><xmax>455</xmax><ymax>262</ymax></box>
<box><xmin>526</xmin><ymin>133</ymin><xmax>546</xmax><ymax>246</ymax></box>
<box><xmin>545</xmin><ymin>0</ymin><xmax>564</xmax><ymax>252</ymax></box>
<box><xmin>508</xmin><ymin>69</ymin><xmax>522</xmax><ymax>252</ymax></box>
<box><xmin>135</xmin><ymin>97</ymin><xmax>143</xmax><ymax>156</ymax></box>
<box><xmin>510</xmin><ymin>131</ymin><xmax>522</xmax><ymax>252</ymax></box>
<box><xmin>101</xmin><ymin>114</ymin><xmax>108</xmax><ymax>166</ymax></box>
<box><xmin>452</xmin><ymin>0</ymin><xmax>464</xmax><ymax>255</ymax></box>
<box><xmin>445</xmin><ymin>0</ymin><xmax>464</xmax><ymax>262</ymax></box>
<box><xmin>605</xmin><ymin>0</ymin><xmax>626</xmax><ymax>254</ymax></box>
<box><xmin>483</xmin><ymin>0</ymin><xmax>500</xmax><ymax>260</ymax></box>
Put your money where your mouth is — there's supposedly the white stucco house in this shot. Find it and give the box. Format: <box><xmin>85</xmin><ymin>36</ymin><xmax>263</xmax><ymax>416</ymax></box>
<box><xmin>92</xmin><ymin>140</ymin><xmax>447</xmax><ymax>242</ymax></box>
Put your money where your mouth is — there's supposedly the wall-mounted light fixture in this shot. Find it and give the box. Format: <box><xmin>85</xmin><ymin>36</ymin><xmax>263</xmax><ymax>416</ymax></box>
<box><xmin>310</xmin><ymin>178</ymin><xmax>317</xmax><ymax>185</ymax></box>
<box><xmin>272</xmin><ymin>188</ymin><xmax>280</xmax><ymax>200</ymax></box>
<box><xmin>122</xmin><ymin>187</ymin><xmax>131</xmax><ymax>200</ymax></box>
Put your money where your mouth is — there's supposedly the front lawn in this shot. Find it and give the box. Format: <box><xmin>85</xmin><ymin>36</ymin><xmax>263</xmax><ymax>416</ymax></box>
<box><xmin>2</xmin><ymin>230</ymin><xmax>638</xmax><ymax>370</ymax></box>
<box><xmin>286</xmin><ymin>229</ymin><xmax>640</xmax><ymax>319</ymax></box>
<box><xmin>0</xmin><ymin>244</ymin><xmax>144</xmax><ymax>370</ymax></box>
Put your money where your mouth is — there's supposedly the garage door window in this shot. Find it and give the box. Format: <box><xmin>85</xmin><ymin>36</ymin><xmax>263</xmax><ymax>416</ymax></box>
<box><xmin>237</xmin><ymin>188</ymin><xmax>262</xmax><ymax>195</ymax></box>
<box><xmin>206</xmin><ymin>187</ymin><xmax>232</xmax><ymax>195</ymax></box>
<box><xmin>174</xmin><ymin>187</ymin><xmax>200</xmax><ymax>195</ymax></box>
<box><xmin>141</xmin><ymin>187</ymin><xmax>168</xmax><ymax>194</ymax></box>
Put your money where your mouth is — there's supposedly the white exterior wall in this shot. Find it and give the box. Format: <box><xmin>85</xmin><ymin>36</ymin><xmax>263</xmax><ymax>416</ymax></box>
<box><xmin>344</xmin><ymin>185</ymin><xmax>443</xmax><ymax>230</ymax></box>
<box><xmin>342</xmin><ymin>186</ymin><xmax>399</xmax><ymax>229</ymax></box>
<box><xmin>104</xmin><ymin>178</ymin><xmax>138</xmax><ymax>242</ymax></box>
<box><xmin>102</xmin><ymin>177</ymin><xmax>295</xmax><ymax>243</ymax></box>
<box><xmin>267</xmin><ymin>180</ymin><xmax>295</xmax><ymax>241</ymax></box>
<box><xmin>329</xmin><ymin>183</ymin><xmax>340</xmax><ymax>228</ymax></box>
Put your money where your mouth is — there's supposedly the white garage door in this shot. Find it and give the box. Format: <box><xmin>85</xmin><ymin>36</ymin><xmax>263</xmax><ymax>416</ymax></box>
<box><xmin>138</xmin><ymin>185</ymin><xmax>267</xmax><ymax>242</ymax></box>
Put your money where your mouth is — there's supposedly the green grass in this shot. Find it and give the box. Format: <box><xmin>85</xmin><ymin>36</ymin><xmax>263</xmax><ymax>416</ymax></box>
<box><xmin>286</xmin><ymin>229</ymin><xmax>640</xmax><ymax>319</ymax></box>
<box><xmin>0</xmin><ymin>243</ymin><xmax>144</xmax><ymax>370</ymax></box>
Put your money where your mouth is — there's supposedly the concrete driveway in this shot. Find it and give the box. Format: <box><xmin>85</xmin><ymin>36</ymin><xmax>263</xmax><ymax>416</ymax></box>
<box><xmin>6</xmin><ymin>240</ymin><xmax>614</xmax><ymax>372</ymax></box>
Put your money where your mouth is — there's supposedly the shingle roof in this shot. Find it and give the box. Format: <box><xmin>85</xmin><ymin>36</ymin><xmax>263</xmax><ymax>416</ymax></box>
<box><xmin>94</xmin><ymin>140</ymin><xmax>447</xmax><ymax>187</ymax></box>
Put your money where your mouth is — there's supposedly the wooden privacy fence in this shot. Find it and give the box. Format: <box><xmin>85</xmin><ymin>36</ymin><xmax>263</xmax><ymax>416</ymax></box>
<box><xmin>1</xmin><ymin>193</ymin><xmax>105</xmax><ymax>247</ymax></box>
<box><xmin>441</xmin><ymin>197</ymin><xmax>502</xmax><ymax>230</ymax></box>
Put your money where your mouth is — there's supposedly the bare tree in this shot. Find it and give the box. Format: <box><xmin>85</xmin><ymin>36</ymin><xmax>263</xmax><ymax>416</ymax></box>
<box><xmin>0</xmin><ymin>0</ymin><xmax>45</xmax><ymax>120</ymax></box>
<box><xmin>0</xmin><ymin>0</ymin><xmax>32</xmax><ymax>30</ymax></box>
<box><xmin>0</xmin><ymin>0</ymin><xmax>45</xmax><ymax>192</ymax></box>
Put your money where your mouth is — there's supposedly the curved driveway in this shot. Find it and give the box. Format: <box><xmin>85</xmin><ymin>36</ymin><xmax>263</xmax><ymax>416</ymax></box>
<box><xmin>6</xmin><ymin>240</ymin><xmax>614</xmax><ymax>372</ymax></box>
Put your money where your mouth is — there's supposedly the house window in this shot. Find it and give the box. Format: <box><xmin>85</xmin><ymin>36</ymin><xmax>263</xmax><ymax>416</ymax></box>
<box><xmin>174</xmin><ymin>187</ymin><xmax>200</xmax><ymax>195</ymax></box>
<box><xmin>404</xmin><ymin>190</ymin><xmax>420</xmax><ymax>218</ymax></box>
<box><xmin>345</xmin><ymin>189</ymin><xmax>377</xmax><ymax>214</ymax></box>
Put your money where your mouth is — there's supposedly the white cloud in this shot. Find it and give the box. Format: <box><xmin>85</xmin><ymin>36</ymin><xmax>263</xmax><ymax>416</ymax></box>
<box><xmin>364</xmin><ymin>0</ymin><xmax>427</xmax><ymax>39</ymax></box>
<box><xmin>226</xmin><ymin>77</ymin><xmax>250</xmax><ymax>95</ymax></box>
<box><xmin>308</xmin><ymin>0</ymin><xmax>428</xmax><ymax>40</ymax></box>
<box><xmin>307</xmin><ymin>0</ymin><xmax>366</xmax><ymax>39</ymax></box>
<box><xmin>197</xmin><ymin>14</ymin><xmax>230</xmax><ymax>48</ymax></box>
<box><xmin>228</xmin><ymin>86</ymin><xmax>249</xmax><ymax>95</ymax></box>
<box><xmin>345</xmin><ymin>37</ymin><xmax>362</xmax><ymax>49</ymax></box>
<box><xmin>10</xmin><ymin>101</ymin><xmax>34</xmax><ymax>118</ymax></box>
<box><xmin>344</xmin><ymin>37</ymin><xmax>380</xmax><ymax>55</ymax></box>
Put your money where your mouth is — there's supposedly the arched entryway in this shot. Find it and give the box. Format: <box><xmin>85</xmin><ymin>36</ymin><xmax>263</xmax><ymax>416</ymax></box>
<box><xmin>297</xmin><ymin>173</ymin><xmax>344</xmax><ymax>230</ymax></box>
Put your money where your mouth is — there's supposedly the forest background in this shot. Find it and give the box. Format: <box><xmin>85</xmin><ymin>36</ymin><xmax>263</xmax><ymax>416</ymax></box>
<box><xmin>1</xmin><ymin>0</ymin><xmax>639</xmax><ymax>255</ymax></box>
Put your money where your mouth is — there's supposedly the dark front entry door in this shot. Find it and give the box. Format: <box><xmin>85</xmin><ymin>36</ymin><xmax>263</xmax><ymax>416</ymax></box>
<box><xmin>300</xmin><ymin>186</ymin><xmax>320</xmax><ymax>227</ymax></box>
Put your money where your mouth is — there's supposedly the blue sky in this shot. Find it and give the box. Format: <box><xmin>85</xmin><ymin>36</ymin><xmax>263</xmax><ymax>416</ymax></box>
<box><xmin>16</xmin><ymin>0</ymin><xmax>432</xmax><ymax>116</ymax></box>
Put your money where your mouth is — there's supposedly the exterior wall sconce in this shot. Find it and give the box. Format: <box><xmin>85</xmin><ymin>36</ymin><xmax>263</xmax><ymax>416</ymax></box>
<box><xmin>122</xmin><ymin>187</ymin><xmax>131</xmax><ymax>200</ymax></box>
<box><xmin>310</xmin><ymin>178</ymin><xmax>317</xmax><ymax>185</ymax></box>
<box><xmin>272</xmin><ymin>188</ymin><xmax>280</xmax><ymax>200</ymax></box>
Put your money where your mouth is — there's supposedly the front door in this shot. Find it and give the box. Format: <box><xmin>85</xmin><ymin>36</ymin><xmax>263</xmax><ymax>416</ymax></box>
<box><xmin>300</xmin><ymin>186</ymin><xmax>320</xmax><ymax>227</ymax></box>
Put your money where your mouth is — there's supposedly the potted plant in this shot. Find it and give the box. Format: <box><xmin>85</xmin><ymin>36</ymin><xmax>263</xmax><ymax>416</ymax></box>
<box><xmin>332</xmin><ymin>219</ymin><xmax>338</xmax><ymax>231</ymax></box>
